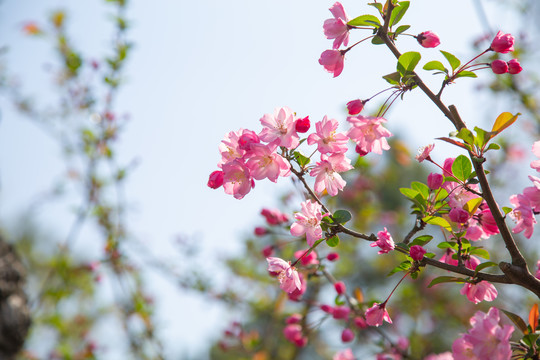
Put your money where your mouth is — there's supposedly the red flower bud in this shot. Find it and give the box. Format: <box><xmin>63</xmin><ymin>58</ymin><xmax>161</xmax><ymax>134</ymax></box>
<box><xmin>327</xmin><ymin>252</ymin><xmax>340</xmax><ymax>261</ymax></box>
<box><xmin>427</xmin><ymin>172</ymin><xmax>444</xmax><ymax>190</ymax></box>
<box><xmin>334</xmin><ymin>281</ymin><xmax>346</xmax><ymax>295</ymax></box>
<box><xmin>341</xmin><ymin>328</ymin><xmax>355</xmax><ymax>343</ymax></box>
<box><xmin>491</xmin><ymin>59</ymin><xmax>508</xmax><ymax>74</ymax></box>
<box><xmin>261</xmin><ymin>245</ymin><xmax>273</xmax><ymax>257</ymax></box>
<box><xmin>409</xmin><ymin>245</ymin><xmax>427</xmax><ymax>261</ymax></box>
<box><xmin>490</xmin><ymin>31</ymin><xmax>514</xmax><ymax>53</ymax></box>
<box><xmin>508</xmin><ymin>59</ymin><xmax>522</xmax><ymax>74</ymax></box>
<box><xmin>295</xmin><ymin>116</ymin><xmax>311</xmax><ymax>133</ymax></box>
<box><xmin>254</xmin><ymin>227</ymin><xmax>267</xmax><ymax>236</ymax></box>
<box><xmin>417</xmin><ymin>31</ymin><xmax>440</xmax><ymax>48</ymax></box>
<box><xmin>346</xmin><ymin>99</ymin><xmax>365</xmax><ymax>115</ymax></box>
<box><xmin>207</xmin><ymin>170</ymin><xmax>224</xmax><ymax>189</ymax></box>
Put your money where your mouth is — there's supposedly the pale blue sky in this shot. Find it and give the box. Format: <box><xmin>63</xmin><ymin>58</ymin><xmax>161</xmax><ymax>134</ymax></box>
<box><xmin>0</xmin><ymin>0</ymin><xmax>523</xmax><ymax>358</ymax></box>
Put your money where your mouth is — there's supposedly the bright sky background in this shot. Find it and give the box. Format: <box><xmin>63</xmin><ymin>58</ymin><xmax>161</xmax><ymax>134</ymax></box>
<box><xmin>0</xmin><ymin>0</ymin><xmax>527</xmax><ymax>358</ymax></box>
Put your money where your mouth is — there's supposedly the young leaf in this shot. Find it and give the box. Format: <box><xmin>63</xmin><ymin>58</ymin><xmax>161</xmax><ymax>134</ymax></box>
<box><xmin>436</xmin><ymin>136</ymin><xmax>469</xmax><ymax>150</ymax></box>
<box><xmin>455</xmin><ymin>71</ymin><xmax>477</xmax><ymax>78</ymax></box>
<box><xmin>372</xmin><ymin>35</ymin><xmax>385</xmax><ymax>45</ymax></box>
<box><xmin>394</xmin><ymin>24</ymin><xmax>410</xmax><ymax>36</ymax></box>
<box><xmin>411</xmin><ymin>181</ymin><xmax>430</xmax><ymax>199</ymax></box>
<box><xmin>456</xmin><ymin>128</ymin><xmax>474</xmax><ymax>145</ymax></box>
<box><xmin>348</xmin><ymin>14</ymin><xmax>381</xmax><ymax>27</ymax></box>
<box><xmin>422</xmin><ymin>215</ymin><xmax>452</xmax><ymax>231</ymax></box>
<box><xmin>469</xmin><ymin>248</ymin><xmax>490</xmax><ymax>259</ymax></box>
<box><xmin>397</xmin><ymin>51</ymin><xmax>421</xmax><ymax>76</ymax></box>
<box><xmin>501</xmin><ymin>308</ymin><xmax>528</xmax><ymax>334</ymax></box>
<box><xmin>388</xmin><ymin>260</ymin><xmax>411</xmax><ymax>276</ymax></box>
<box><xmin>383</xmin><ymin>71</ymin><xmax>402</xmax><ymax>85</ymax></box>
<box><xmin>410</xmin><ymin>235</ymin><xmax>433</xmax><ymax>247</ymax></box>
<box><xmin>293</xmin><ymin>151</ymin><xmax>310</xmax><ymax>167</ymax></box>
<box><xmin>473</xmin><ymin>126</ymin><xmax>488</xmax><ymax>148</ymax></box>
<box><xmin>452</xmin><ymin>155</ymin><xmax>472</xmax><ymax>182</ymax></box>
<box><xmin>502</xmin><ymin>206</ymin><xmax>513</xmax><ymax>215</ymax></box>
<box><xmin>389</xmin><ymin>1</ymin><xmax>410</xmax><ymax>27</ymax></box>
<box><xmin>400</xmin><ymin>187</ymin><xmax>419</xmax><ymax>200</ymax></box>
<box><xmin>464</xmin><ymin>197</ymin><xmax>483</xmax><ymax>215</ymax></box>
<box><xmin>485</xmin><ymin>143</ymin><xmax>501</xmax><ymax>151</ymax></box>
<box><xmin>423</xmin><ymin>60</ymin><xmax>447</xmax><ymax>73</ymax></box>
<box><xmin>440</xmin><ymin>50</ymin><xmax>461</xmax><ymax>71</ymax></box>
<box><xmin>491</xmin><ymin>112</ymin><xmax>520</xmax><ymax>135</ymax></box>
<box><xmin>333</xmin><ymin>210</ymin><xmax>352</xmax><ymax>224</ymax></box>
<box><xmin>327</xmin><ymin>235</ymin><xmax>340</xmax><ymax>247</ymax></box>
<box><xmin>473</xmin><ymin>261</ymin><xmax>498</xmax><ymax>276</ymax></box>
<box><xmin>437</xmin><ymin>241</ymin><xmax>457</xmax><ymax>250</ymax></box>
<box><xmin>529</xmin><ymin>304</ymin><xmax>539</xmax><ymax>332</ymax></box>
<box><xmin>428</xmin><ymin>276</ymin><xmax>465</xmax><ymax>288</ymax></box>
<box><xmin>368</xmin><ymin>2</ymin><xmax>383</xmax><ymax>13</ymax></box>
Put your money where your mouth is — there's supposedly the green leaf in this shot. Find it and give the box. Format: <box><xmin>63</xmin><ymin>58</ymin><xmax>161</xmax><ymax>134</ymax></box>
<box><xmin>371</xmin><ymin>35</ymin><xmax>385</xmax><ymax>45</ymax></box>
<box><xmin>293</xmin><ymin>151</ymin><xmax>310</xmax><ymax>167</ymax></box>
<box><xmin>395</xmin><ymin>242</ymin><xmax>410</xmax><ymax>252</ymax></box>
<box><xmin>470</xmin><ymin>248</ymin><xmax>490</xmax><ymax>259</ymax></box>
<box><xmin>423</xmin><ymin>60</ymin><xmax>447</xmax><ymax>72</ymax></box>
<box><xmin>411</xmin><ymin>181</ymin><xmax>430</xmax><ymax>199</ymax></box>
<box><xmin>473</xmin><ymin>261</ymin><xmax>498</xmax><ymax>275</ymax></box>
<box><xmin>456</xmin><ymin>128</ymin><xmax>474</xmax><ymax>145</ymax></box>
<box><xmin>455</xmin><ymin>71</ymin><xmax>477</xmax><ymax>78</ymax></box>
<box><xmin>400</xmin><ymin>187</ymin><xmax>419</xmax><ymax>200</ymax></box>
<box><xmin>327</xmin><ymin>235</ymin><xmax>340</xmax><ymax>247</ymax></box>
<box><xmin>492</xmin><ymin>112</ymin><xmax>520</xmax><ymax>136</ymax></box>
<box><xmin>334</xmin><ymin>294</ymin><xmax>346</xmax><ymax>306</ymax></box>
<box><xmin>440</xmin><ymin>50</ymin><xmax>461</xmax><ymax>72</ymax></box>
<box><xmin>348</xmin><ymin>14</ymin><xmax>381</xmax><ymax>27</ymax></box>
<box><xmin>464</xmin><ymin>197</ymin><xmax>483</xmax><ymax>215</ymax></box>
<box><xmin>501</xmin><ymin>309</ymin><xmax>528</xmax><ymax>334</ymax></box>
<box><xmin>485</xmin><ymin>143</ymin><xmax>501</xmax><ymax>151</ymax></box>
<box><xmin>390</xmin><ymin>1</ymin><xmax>410</xmax><ymax>27</ymax></box>
<box><xmin>388</xmin><ymin>260</ymin><xmax>411</xmax><ymax>276</ymax></box>
<box><xmin>397</xmin><ymin>51</ymin><xmax>421</xmax><ymax>76</ymax></box>
<box><xmin>428</xmin><ymin>276</ymin><xmax>465</xmax><ymax>288</ymax></box>
<box><xmin>410</xmin><ymin>235</ymin><xmax>433</xmax><ymax>247</ymax></box>
<box><xmin>394</xmin><ymin>24</ymin><xmax>410</xmax><ymax>36</ymax></box>
<box><xmin>437</xmin><ymin>241</ymin><xmax>457</xmax><ymax>250</ymax></box>
<box><xmin>473</xmin><ymin>126</ymin><xmax>488</xmax><ymax>148</ymax></box>
<box><xmin>383</xmin><ymin>71</ymin><xmax>402</xmax><ymax>85</ymax></box>
<box><xmin>333</xmin><ymin>210</ymin><xmax>352</xmax><ymax>224</ymax></box>
<box><xmin>502</xmin><ymin>206</ymin><xmax>513</xmax><ymax>215</ymax></box>
<box><xmin>452</xmin><ymin>155</ymin><xmax>472</xmax><ymax>182</ymax></box>
<box><xmin>423</xmin><ymin>216</ymin><xmax>452</xmax><ymax>231</ymax></box>
<box><xmin>368</xmin><ymin>2</ymin><xmax>383</xmax><ymax>13</ymax></box>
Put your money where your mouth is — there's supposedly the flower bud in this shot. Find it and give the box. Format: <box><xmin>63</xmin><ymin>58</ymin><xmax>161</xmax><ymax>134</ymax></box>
<box><xmin>261</xmin><ymin>245</ymin><xmax>273</xmax><ymax>257</ymax></box>
<box><xmin>286</xmin><ymin>313</ymin><xmax>302</xmax><ymax>324</ymax></box>
<box><xmin>333</xmin><ymin>306</ymin><xmax>350</xmax><ymax>320</ymax></box>
<box><xmin>207</xmin><ymin>170</ymin><xmax>224</xmax><ymax>189</ymax></box>
<box><xmin>416</xmin><ymin>31</ymin><xmax>440</xmax><ymax>48</ymax></box>
<box><xmin>409</xmin><ymin>245</ymin><xmax>426</xmax><ymax>261</ymax></box>
<box><xmin>295</xmin><ymin>116</ymin><xmax>311</xmax><ymax>133</ymax></box>
<box><xmin>490</xmin><ymin>31</ymin><xmax>514</xmax><ymax>53</ymax></box>
<box><xmin>346</xmin><ymin>99</ymin><xmax>365</xmax><ymax>115</ymax></box>
<box><xmin>449</xmin><ymin>207</ymin><xmax>470</xmax><ymax>224</ymax></box>
<box><xmin>491</xmin><ymin>59</ymin><xmax>508</xmax><ymax>74</ymax></box>
<box><xmin>238</xmin><ymin>130</ymin><xmax>260</xmax><ymax>151</ymax></box>
<box><xmin>354</xmin><ymin>316</ymin><xmax>368</xmax><ymax>329</ymax></box>
<box><xmin>327</xmin><ymin>252</ymin><xmax>340</xmax><ymax>261</ymax></box>
<box><xmin>320</xmin><ymin>304</ymin><xmax>334</xmax><ymax>314</ymax></box>
<box><xmin>355</xmin><ymin>144</ymin><xmax>368</xmax><ymax>156</ymax></box>
<box><xmin>427</xmin><ymin>172</ymin><xmax>444</xmax><ymax>190</ymax></box>
<box><xmin>254</xmin><ymin>227</ymin><xmax>267</xmax><ymax>236</ymax></box>
<box><xmin>508</xmin><ymin>59</ymin><xmax>522</xmax><ymax>74</ymax></box>
<box><xmin>341</xmin><ymin>328</ymin><xmax>355</xmax><ymax>343</ymax></box>
<box><xmin>334</xmin><ymin>281</ymin><xmax>346</xmax><ymax>295</ymax></box>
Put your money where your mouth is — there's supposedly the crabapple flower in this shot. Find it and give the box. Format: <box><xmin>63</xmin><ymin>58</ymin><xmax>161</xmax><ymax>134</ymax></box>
<box><xmin>323</xmin><ymin>2</ymin><xmax>350</xmax><ymax>49</ymax></box>
<box><xmin>452</xmin><ymin>307</ymin><xmax>514</xmax><ymax>360</ymax></box>
<box><xmin>333</xmin><ymin>348</ymin><xmax>355</xmax><ymax>360</ymax></box>
<box><xmin>509</xmin><ymin>193</ymin><xmax>536</xmax><ymax>239</ymax></box>
<box><xmin>491</xmin><ymin>59</ymin><xmax>508</xmax><ymax>74</ymax></box>
<box><xmin>427</xmin><ymin>172</ymin><xmax>444</xmax><ymax>190</ymax></box>
<box><xmin>261</xmin><ymin>208</ymin><xmax>289</xmax><ymax>225</ymax></box>
<box><xmin>409</xmin><ymin>245</ymin><xmax>426</xmax><ymax>261</ymax></box>
<box><xmin>440</xmin><ymin>249</ymin><xmax>459</xmax><ymax>266</ymax></box>
<box><xmin>365</xmin><ymin>302</ymin><xmax>392</xmax><ymax>327</ymax></box>
<box><xmin>346</xmin><ymin>99</ymin><xmax>365</xmax><ymax>115</ymax></box>
<box><xmin>424</xmin><ymin>353</ymin><xmax>454</xmax><ymax>360</ymax></box>
<box><xmin>508</xmin><ymin>59</ymin><xmax>522</xmax><ymax>74</ymax></box>
<box><xmin>531</xmin><ymin>141</ymin><xmax>540</xmax><ymax>171</ymax></box>
<box><xmin>490</xmin><ymin>31</ymin><xmax>515</xmax><ymax>53</ymax></box>
<box><xmin>283</xmin><ymin>324</ymin><xmax>307</xmax><ymax>347</ymax></box>
<box><xmin>460</xmin><ymin>281</ymin><xmax>498</xmax><ymax>304</ymax></box>
<box><xmin>288</xmin><ymin>272</ymin><xmax>307</xmax><ymax>301</ymax></box>
<box><xmin>370</xmin><ymin>228</ymin><xmax>395</xmax><ymax>254</ymax></box>
<box><xmin>259</xmin><ymin>106</ymin><xmax>300</xmax><ymax>149</ymax></box>
<box><xmin>218</xmin><ymin>129</ymin><xmax>246</xmax><ymax>165</ymax></box>
<box><xmin>319</xmin><ymin>49</ymin><xmax>345</xmax><ymax>77</ymax></box>
<box><xmin>333</xmin><ymin>306</ymin><xmax>350</xmax><ymax>320</ymax></box>
<box><xmin>245</xmin><ymin>143</ymin><xmax>290</xmax><ymax>182</ymax></box>
<box><xmin>237</xmin><ymin>130</ymin><xmax>260</xmax><ymax>151</ymax></box>
<box><xmin>207</xmin><ymin>170</ymin><xmax>224</xmax><ymax>189</ymax></box>
<box><xmin>307</xmin><ymin>116</ymin><xmax>349</xmax><ymax>154</ymax></box>
<box><xmin>222</xmin><ymin>160</ymin><xmax>255</xmax><ymax>199</ymax></box>
<box><xmin>290</xmin><ymin>200</ymin><xmax>325</xmax><ymax>247</ymax></box>
<box><xmin>310</xmin><ymin>153</ymin><xmax>353</xmax><ymax>196</ymax></box>
<box><xmin>347</xmin><ymin>115</ymin><xmax>392</xmax><ymax>155</ymax></box>
<box><xmin>341</xmin><ymin>328</ymin><xmax>355</xmax><ymax>343</ymax></box>
<box><xmin>286</xmin><ymin>314</ymin><xmax>302</xmax><ymax>324</ymax></box>
<box><xmin>295</xmin><ymin>116</ymin><xmax>311</xmax><ymax>133</ymax></box>
<box><xmin>294</xmin><ymin>249</ymin><xmax>319</xmax><ymax>266</ymax></box>
<box><xmin>416</xmin><ymin>144</ymin><xmax>434</xmax><ymax>162</ymax></box>
<box><xmin>449</xmin><ymin>207</ymin><xmax>470</xmax><ymax>224</ymax></box>
<box><xmin>417</xmin><ymin>31</ymin><xmax>440</xmax><ymax>48</ymax></box>
<box><xmin>266</xmin><ymin>257</ymin><xmax>302</xmax><ymax>293</ymax></box>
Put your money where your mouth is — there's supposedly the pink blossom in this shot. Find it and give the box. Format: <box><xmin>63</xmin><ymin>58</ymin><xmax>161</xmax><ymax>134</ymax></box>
<box><xmin>290</xmin><ymin>200</ymin><xmax>325</xmax><ymax>247</ymax></box>
<box><xmin>237</xmin><ymin>130</ymin><xmax>260</xmax><ymax>151</ymax></box>
<box><xmin>261</xmin><ymin>208</ymin><xmax>289</xmax><ymax>225</ymax></box>
<box><xmin>341</xmin><ymin>328</ymin><xmax>355</xmax><ymax>343</ymax></box>
<box><xmin>319</xmin><ymin>49</ymin><xmax>345</xmax><ymax>77</ymax></box>
<box><xmin>288</xmin><ymin>272</ymin><xmax>307</xmax><ymax>301</ymax></box>
<box><xmin>254</xmin><ymin>227</ymin><xmax>267</xmax><ymax>236</ymax></box>
<box><xmin>222</xmin><ymin>160</ymin><xmax>255</xmax><ymax>199</ymax></box>
<box><xmin>295</xmin><ymin>116</ymin><xmax>311</xmax><ymax>133</ymax></box>
<box><xmin>417</xmin><ymin>31</ymin><xmax>440</xmax><ymax>48</ymax></box>
<box><xmin>259</xmin><ymin>106</ymin><xmax>300</xmax><ymax>149</ymax></box>
<box><xmin>449</xmin><ymin>208</ymin><xmax>470</xmax><ymax>224</ymax></box>
<box><xmin>334</xmin><ymin>281</ymin><xmax>346</xmax><ymax>295</ymax></box>
<box><xmin>452</xmin><ymin>307</ymin><xmax>514</xmax><ymax>360</ymax></box>
<box><xmin>283</xmin><ymin>324</ymin><xmax>304</xmax><ymax>344</ymax></box>
<box><xmin>261</xmin><ymin>245</ymin><xmax>273</xmax><ymax>257</ymax></box>
<box><xmin>347</xmin><ymin>99</ymin><xmax>365</xmax><ymax>115</ymax></box>
<box><xmin>307</xmin><ymin>116</ymin><xmax>349</xmax><ymax>154</ymax></box>
<box><xmin>440</xmin><ymin>249</ymin><xmax>459</xmax><ymax>266</ymax></box>
<box><xmin>490</xmin><ymin>31</ymin><xmax>515</xmax><ymax>53</ymax></box>
<box><xmin>508</xmin><ymin>59</ymin><xmax>522</xmax><ymax>74</ymax></box>
<box><xmin>491</xmin><ymin>59</ymin><xmax>508</xmax><ymax>74</ymax></box>
<box><xmin>531</xmin><ymin>141</ymin><xmax>540</xmax><ymax>171</ymax></box>
<box><xmin>354</xmin><ymin>317</ymin><xmax>367</xmax><ymax>329</ymax></box>
<box><xmin>460</xmin><ymin>281</ymin><xmax>498</xmax><ymax>304</ymax></box>
<box><xmin>509</xmin><ymin>193</ymin><xmax>536</xmax><ymax>239</ymax></box>
<box><xmin>409</xmin><ymin>245</ymin><xmax>426</xmax><ymax>261</ymax></box>
<box><xmin>323</xmin><ymin>2</ymin><xmax>350</xmax><ymax>49</ymax></box>
<box><xmin>370</xmin><ymin>228</ymin><xmax>395</xmax><ymax>254</ymax></box>
<box><xmin>365</xmin><ymin>302</ymin><xmax>392</xmax><ymax>327</ymax></box>
<box><xmin>327</xmin><ymin>252</ymin><xmax>340</xmax><ymax>261</ymax></box>
<box><xmin>310</xmin><ymin>153</ymin><xmax>353</xmax><ymax>196</ymax></box>
<box><xmin>333</xmin><ymin>348</ymin><xmax>355</xmax><ymax>360</ymax></box>
<box><xmin>218</xmin><ymin>129</ymin><xmax>246</xmax><ymax>166</ymax></box>
<box><xmin>416</xmin><ymin>144</ymin><xmax>435</xmax><ymax>162</ymax></box>
<box><xmin>464</xmin><ymin>255</ymin><xmax>480</xmax><ymax>270</ymax></box>
<box><xmin>333</xmin><ymin>306</ymin><xmax>350</xmax><ymax>320</ymax></box>
<box><xmin>266</xmin><ymin>257</ymin><xmax>302</xmax><ymax>293</ymax></box>
<box><xmin>427</xmin><ymin>172</ymin><xmax>444</xmax><ymax>190</ymax></box>
<box><xmin>347</xmin><ymin>115</ymin><xmax>392</xmax><ymax>155</ymax></box>
<box><xmin>245</xmin><ymin>143</ymin><xmax>290</xmax><ymax>182</ymax></box>
<box><xmin>477</xmin><ymin>206</ymin><xmax>499</xmax><ymax>237</ymax></box>
<box><xmin>523</xmin><ymin>186</ymin><xmax>540</xmax><ymax>212</ymax></box>
<box><xmin>321</xmin><ymin>304</ymin><xmax>334</xmax><ymax>314</ymax></box>
<box><xmin>424</xmin><ymin>353</ymin><xmax>454</xmax><ymax>360</ymax></box>
<box><xmin>294</xmin><ymin>249</ymin><xmax>319</xmax><ymax>266</ymax></box>
<box><xmin>286</xmin><ymin>313</ymin><xmax>302</xmax><ymax>324</ymax></box>
<box><xmin>207</xmin><ymin>170</ymin><xmax>224</xmax><ymax>189</ymax></box>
